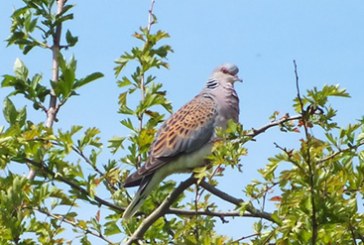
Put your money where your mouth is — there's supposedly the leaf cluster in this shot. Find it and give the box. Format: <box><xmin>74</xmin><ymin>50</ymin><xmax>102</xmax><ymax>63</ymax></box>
<box><xmin>8</xmin><ymin>0</ymin><xmax>77</xmax><ymax>54</ymax></box>
<box><xmin>246</xmin><ymin>85</ymin><xmax>364</xmax><ymax>244</ymax></box>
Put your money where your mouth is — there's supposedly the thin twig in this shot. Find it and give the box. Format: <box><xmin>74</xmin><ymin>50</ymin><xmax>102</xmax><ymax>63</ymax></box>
<box><xmin>168</xmin><ymin>208</ymin><xmax>262</xmax><ymax>219</ymax></box>
<box><xmin>35</xmin><ymin>208</ymin><xmax>114</xmax><ymax>244</ymax></box>
<box><xmin>25</xmin><ymin>158</ymin><xmax>124</xmax><ymax>213</ymax></box>
<box><xmin>232</xmin><ymin>233</ymin><xmax>260</xmax><ymax>243</ymax></box>
<box><xmin>316</xmin><ymin>142</ymin><xmax>364</xmax><ymax>164</ymax></box>
<box><xmin>293</xmin><ymin>60</ymin><xmax>317</xmax><ymax>244</ymax></box>
<box><xmin>199</xmin><ymin>181</ymin><xmax>276</xmax><ymax>223</ymax></box>
<box><xmin>246</xmin><ymin>114</ymin><xmax>302</xmax><ymax>138</ymax></box>
<box><xmin>135</xmin><ymin>0</ymin><xmax>156</xmax><ymax>168</ymax></box>
<box><xmin>273</xmin><ymin>142</ymin><xmax>305</xmax><ymax>172</ymax></box>
<box><xmin>72</xmin><ymin>146</ymin><xmax>105</xmax><ymax>176</ymax></box>
<box><xmin>147</xmin><ymin>0</ymin><xmax>156</xmax><ymax>32</ymax></box>
<box><xmin>293</xmin><ymin>60</ymin><xmax>304</xmax><ymax>114</ymax></box>
<box><xmin>71</xmin><ymin>145</ymin><xmax>117</xmax><ymax>192</ymax></box>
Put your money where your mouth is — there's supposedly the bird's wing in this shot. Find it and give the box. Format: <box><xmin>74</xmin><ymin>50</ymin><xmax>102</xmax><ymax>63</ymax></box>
<box><xmin>124</xmin><ymin>93</ymin><xmax>217</xmax><ymax>186</ymax></box>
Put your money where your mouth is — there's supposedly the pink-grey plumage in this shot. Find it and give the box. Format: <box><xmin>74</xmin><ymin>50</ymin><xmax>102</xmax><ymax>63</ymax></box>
<box><xmin>122</xmin><ymin>64</ymin><xmax>241</xmax><ymax>219</ymax></box>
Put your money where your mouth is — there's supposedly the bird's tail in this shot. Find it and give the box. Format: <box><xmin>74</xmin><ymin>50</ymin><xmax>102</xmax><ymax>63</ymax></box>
<box><xmin>122</xmin><ymin>174</ymin><xmax>155</xmax><ymax>220</ymax></box>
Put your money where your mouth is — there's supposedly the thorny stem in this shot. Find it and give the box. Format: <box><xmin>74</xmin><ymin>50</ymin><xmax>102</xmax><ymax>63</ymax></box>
<box><xmin>293</xmin><ymin>60</ymin><xmax>317</xmax><ymax>244</ymax></box>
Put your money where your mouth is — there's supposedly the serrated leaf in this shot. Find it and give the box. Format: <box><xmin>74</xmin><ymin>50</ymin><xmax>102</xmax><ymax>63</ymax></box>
<box><xmin>117</xmin><ymin>77</ymin><xmax>132</xmax><ymax>88</ymax></box>
<box><xmin>108</xmin><ymin>136</ymin><xmax>125</xmax><ymax>154</ymax></box>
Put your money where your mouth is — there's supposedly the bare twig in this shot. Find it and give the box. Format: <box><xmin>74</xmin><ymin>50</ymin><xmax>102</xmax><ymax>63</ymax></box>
<box><xmin>124</xmin><ymin>176</ymin><xmax>196</xmax><ymax>245</ymax></box>
<box><xmin>293</xmin><ymin>60</ymin><xmax>304</xmax><ymax>114</ymax></box>
<box><xmin>147</xmin><ymin>0</ymin><xmax>156</xmax><ymax>32</ymax></box>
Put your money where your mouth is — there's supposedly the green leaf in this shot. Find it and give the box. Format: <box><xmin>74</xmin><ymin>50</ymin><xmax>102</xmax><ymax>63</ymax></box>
<box><xmin>118</xmin><ymin>92</ymin><xmax>134</xmax><ymax>115</ymax></box>
<box><xmin>108</xmin><ymin>136</ymin><xmax>125</xmax><ymax>154</ymax></box>
<box><xmin>65</xmin><ymin>29</ymin><xmax>78</xmax><ymax>47</ymax></box>
<box><xmin>80</xmin><ymin>235</ymin><xmax>92</xmax><ymax>245</ymax></box>
<box><xmin>55</xmin><ymin>13</ymin><xmax>74</xmax><ymax>26</ymax></box>
<box><xmin>1</xmin><ymin>75</ymin><xmax>17</xmax><ymax>88</ymax></box>
<box><xmin>117</xmin><ymin>77</ymin><xmax>132</xmax><ymax>88</ymax></box>
<box><xmin>78</xmin><ymin>127</ymin><xmax>102</xmax><ymax>149</ymax></box>
<box><xmin>73</xmin><ymin>72</ymin><xmax>103</xmax><ymax>90</ymax></box>
<box><xmin>54</xmin><ymin>55</ymin><xmax>76</xmax><ymax>99</ymax></box>
<box><xmin>104</xmin><ymin>222</ymin><xmax>121</xmax><ymax>236</ymax></box>
<box><xmin>3</xmin><ymin>98</ymin><xmax>18</xmax><ymax>125</ymax></box>
<box><xmin>14</xmin><ymin>58</ymin><xmax>28</xmax><ymax>80</ymax></box>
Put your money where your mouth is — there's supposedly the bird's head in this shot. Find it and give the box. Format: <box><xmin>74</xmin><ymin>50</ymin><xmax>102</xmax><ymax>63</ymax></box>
<box><xmin>211</xmin><ymin>63</ymin><xmax>242</xmax><ymax>84</ymax></box>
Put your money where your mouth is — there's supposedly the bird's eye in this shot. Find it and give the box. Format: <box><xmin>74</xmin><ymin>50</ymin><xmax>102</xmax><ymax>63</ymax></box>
<box><xmin>221</xmin><ymin>67</ymin><xmax>229</xmax><ymax>74</ymax></box>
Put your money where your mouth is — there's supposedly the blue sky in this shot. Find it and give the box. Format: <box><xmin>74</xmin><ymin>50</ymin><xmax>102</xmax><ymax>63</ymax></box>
<box><xmin>1</xmin><ymin>0</ymin><xmax>364</xmax><ymax>243</ymax></box>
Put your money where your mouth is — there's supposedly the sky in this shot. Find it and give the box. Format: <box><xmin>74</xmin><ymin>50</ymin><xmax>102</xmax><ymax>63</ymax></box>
<box><xmin>1</xmin><ymin>0</ymin><xmax>364</xmax><ymax>243</ymax></box>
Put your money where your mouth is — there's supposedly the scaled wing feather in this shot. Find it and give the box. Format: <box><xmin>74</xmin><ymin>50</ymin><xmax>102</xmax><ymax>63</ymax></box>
<box><xmin>124</xmin><ymin>94</ymin><xmax>217</xmax><ymax>186</ymax></box>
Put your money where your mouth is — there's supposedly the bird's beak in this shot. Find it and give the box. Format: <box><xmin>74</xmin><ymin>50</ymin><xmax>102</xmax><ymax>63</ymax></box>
<box><xmin>235</xmin><ymin>76</ymin><xmax>243</xmax><ymax>83</ymax></box>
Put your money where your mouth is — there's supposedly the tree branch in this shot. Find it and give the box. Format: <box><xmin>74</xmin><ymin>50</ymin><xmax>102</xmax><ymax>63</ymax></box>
<box><xmin>246</xmin><ymin>114</ymin><xmax>302</xmax><ymax>138</ymax></box>
<box><xmin>124</xmin><ymin>176</ymin><xmax>196</xmax><ymax>245</ymax></box>
<box><xmin>25</xmin><ymin>158</ymin><xmax>124</xmax><ymax>213</ymax></box>
<box><xmin>28</xmin><ymin>0</ymin><xmax>65</xmax><ymax>180</ymax></box>
<box><xmin>47</xmin><ymin>0</ymin><xmax>64</xmax><ymax>128</ymax></box>
<box><xmin>168</xmin><ymin>208</ymin><xmax>262</xmax><ymax>219</ymax></box>
<box><xmin>316</xmin><ymin>142</ymin><xmax>364</xmax><ymax>165</ymax></box>
<box><xmin>199</xmin><ymin>181</ymin><xmax>276</xmax><ymax>223</ymax></box>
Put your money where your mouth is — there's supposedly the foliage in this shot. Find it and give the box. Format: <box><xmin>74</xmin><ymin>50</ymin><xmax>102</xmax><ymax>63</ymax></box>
<box><xmin>1</xmin><ymin>0</ymin><xmax>364</xmax><ymax>244</ymax></box>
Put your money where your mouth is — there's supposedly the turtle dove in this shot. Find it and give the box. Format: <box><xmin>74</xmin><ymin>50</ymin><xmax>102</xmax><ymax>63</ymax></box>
<box><xmin>122</xmin><ymin>64</ymin><xmax>241</xmax><ymax>219</ymax></box>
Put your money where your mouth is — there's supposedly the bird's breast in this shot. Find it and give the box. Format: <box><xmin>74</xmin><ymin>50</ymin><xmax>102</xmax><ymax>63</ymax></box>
<box><xmin>156</xmin><ymin>143</ymin><xmax>213</xmax><ymax>180</ymax></box>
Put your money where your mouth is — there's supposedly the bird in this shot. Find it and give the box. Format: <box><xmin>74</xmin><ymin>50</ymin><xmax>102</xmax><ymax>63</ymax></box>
<box><xmin>122</xmin><ymin>63</ymin><xmax>241</xmax><ymax>219</ymax></box>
